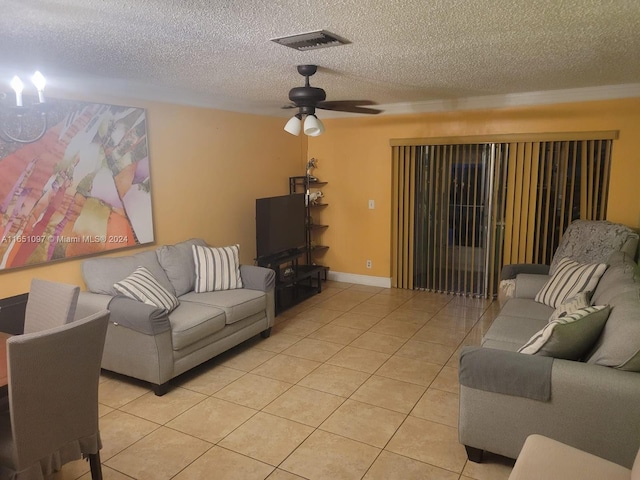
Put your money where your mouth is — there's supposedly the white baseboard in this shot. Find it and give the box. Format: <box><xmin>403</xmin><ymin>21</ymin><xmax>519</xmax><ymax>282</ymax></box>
<box><xmin>327</xmin><ymin>271</ymin><xmax>392</xmax><ymax>288</ymax></box>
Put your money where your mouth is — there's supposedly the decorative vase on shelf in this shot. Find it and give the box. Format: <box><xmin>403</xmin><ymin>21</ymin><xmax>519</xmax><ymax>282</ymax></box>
<box><xmin>306</xmin><ymin>158</ymin><xmax>318</xmax><ymax>182</ymax></box>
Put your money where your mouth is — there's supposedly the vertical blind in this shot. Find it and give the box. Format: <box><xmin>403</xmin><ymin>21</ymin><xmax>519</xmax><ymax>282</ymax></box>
<box><xmin>502</xmin><ymin>139</ymin><xmax>613</xmax><ymax>267</ymax></box>
<box><xmin>391</xmin><ymin>132</ymin><xmax>617</xmax><ymax>298</ymax></box>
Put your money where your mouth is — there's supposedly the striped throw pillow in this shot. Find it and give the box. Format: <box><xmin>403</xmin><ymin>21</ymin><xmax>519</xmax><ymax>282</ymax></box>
<box><xmin>193</xmin><ymin>244</ymin><xmax>243</xmax><ymax>293</ymax></box>
<box><xmin>548</xmin><ymin>291</ymin><xmax>591</xmax><ymax>322</ymax></box>
<box><xmin>535</xmin><ymin>258</ymin><xmax>607</xmax><ymax>308</ymax></box>
<box><xmin>113</xmin><ymin>266</ymin><xmax>180</xmax><ymax>313</ymax></box>
<box><xmin>518</xmin><ymin>305</ymin><xmax>610</xmax><ymax>359</ymax></box>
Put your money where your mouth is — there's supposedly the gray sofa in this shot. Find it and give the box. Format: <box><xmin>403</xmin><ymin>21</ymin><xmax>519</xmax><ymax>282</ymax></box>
<box><xmin>459</xmin><ymin>250</ymin><xmax>640</xmax><ymax>469</ymax></box>
<box><xmin>76</xmin><ymin>238</ymin><xmax>275</xmax><ymax>395</ymax></box>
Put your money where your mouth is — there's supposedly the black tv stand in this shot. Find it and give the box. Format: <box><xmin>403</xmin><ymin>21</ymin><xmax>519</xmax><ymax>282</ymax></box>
<box><xmin>256</xmin><ymin>250</ymin><xmax>328</xmax><ymax>315</ymax></box>
<box><xmin>257</xmin><ymin>248</ymin><xmax>304</xmax><ymax>267</ymax></box>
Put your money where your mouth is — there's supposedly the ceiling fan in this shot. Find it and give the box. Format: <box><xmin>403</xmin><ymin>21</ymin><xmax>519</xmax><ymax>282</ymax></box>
<box><xmin>282</xmin><ymin>65</ymin><xmax>382</xmax><ymax>136</ymax></box>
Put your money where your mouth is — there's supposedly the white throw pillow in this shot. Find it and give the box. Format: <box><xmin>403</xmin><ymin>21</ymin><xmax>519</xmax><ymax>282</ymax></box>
<box><xmin>193</xmin><ymin>244</ymin><xmax>243</xmax><ymax>293</ymax></box>
<box><xmin>548</xmin><ymin>291</ymin><xmax>591</xmax><ymax>322</ymax></box>
<box><xmin>518</xmin><ymin>305</ymin><xmax>610</xmax><ymax>359</ymax></box>
<box><xmin>535</xmin><ymin>258</ymin><xmax>607</xmax><ymax>308</ymax></box>
<box><xmin>113</xmin><ymin>266</ymin><xmax>180</xmax><ymax>313</ymax></box>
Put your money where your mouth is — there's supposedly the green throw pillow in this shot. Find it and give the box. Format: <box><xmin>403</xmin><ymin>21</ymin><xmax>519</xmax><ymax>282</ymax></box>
<box><xmin>519</xmin><ymin>305</ymin><xmax>610</xmax><ymax>360</ymax></box>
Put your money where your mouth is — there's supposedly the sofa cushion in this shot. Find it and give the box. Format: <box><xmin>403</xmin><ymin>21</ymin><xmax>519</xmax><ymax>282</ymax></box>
<box><xmin>518</xmin><ymin>305</ymin><xmax>610</xmax><ymax>359</ymax></box>
<box><xmin>535</xmin><ymin>258</ymin><xmax>607</xmax><ymax>308</ymax></box>
<box><xmin>113</xmin><ymin>266</ymin><xmax>180</xmax><ymax>313</ymax></box>
<box><xmin>172</xmin><ymin>312</ymin><xmax>267</xmax><ymax>362</ymax></box>
<box><xmin>586</xmin><ymin>289</ymin><xmax>640</xmax><ymax>371</ymax></box>
<box><xmin>83</xmin><ymin>250</ymin><xmax>175</xmax><ymax>296</ymax></box>
<box><xmin>514</xmin><ymin>274</ymin><xmax>552</xmax><ymax>299</ymax></box>
<box><xmin>156</xmin><ymin>238</ymin><xmax>207</xmax><ymax>296</ymax></box>
<box><xmin>168</xmin><ymin>302</ymin><xmax>226</xmax><ymax>350</ymax></box>
<box><xmin>180</xmin><ymin>289</ymin><xmax>266</xmax><ymax>325</ymax></box>
<box><xmin>193</xmin><ymin>244</ymin><xmax>243</xmax><ymax>292</ymax></box>
<box><xmin>482</xmin><ymin>314</ymin><xmax>549</xmax><ymax>351</ymax></box>
<box><xmin>591</xmin><ymin>255</ymin><xmax>637</xmax><ymax>306</ymax></box>
<box><xmin>499</xmin><ymin>298</ymin><xmax>554</xmax><ymax>321</ymax></box>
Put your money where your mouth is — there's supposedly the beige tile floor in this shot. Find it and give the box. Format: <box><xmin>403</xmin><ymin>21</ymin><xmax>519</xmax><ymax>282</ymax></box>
<box><xmin>53</xmin><ymin>282</ymin><xmax>515</xmax><ymax>480</ymax></box>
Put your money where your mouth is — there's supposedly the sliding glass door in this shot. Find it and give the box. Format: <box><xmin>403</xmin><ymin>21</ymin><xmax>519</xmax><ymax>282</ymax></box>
<box><xmin>391</xmin><ymin>133</ymin><xmax>614</xmax><ymax>298</ymax></box>
<box><xmin>412</xmin><ymin>144</ymin><xmax>499</xmax><ymax>297</ymax></box>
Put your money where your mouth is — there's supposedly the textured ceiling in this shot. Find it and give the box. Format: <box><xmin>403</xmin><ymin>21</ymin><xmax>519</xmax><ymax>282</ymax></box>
<box><xmin>1</xmin><ymin>0</ymin><xmax>639</xmax><ymax>117</ymax></box>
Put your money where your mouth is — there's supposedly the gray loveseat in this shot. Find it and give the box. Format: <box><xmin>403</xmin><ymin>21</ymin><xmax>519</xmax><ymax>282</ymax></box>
<box><xmin>76</xmin><ymin>238</ymin><xmax>275</xmax><ymax>395</ymax></box>
<box><xmin>459</xmin><ymin>250</ymin><xmax>640</xmax><ymax>469</ymax></box>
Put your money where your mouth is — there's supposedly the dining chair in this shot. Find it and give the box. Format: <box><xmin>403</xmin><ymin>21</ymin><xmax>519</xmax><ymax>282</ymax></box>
<box><xmin>0</xmin><ymin>310</ymin><xmax>109</xmax><ymax>479</ymax></box>
<box><xmin>23</xmin><ymin>278</ymin><xmax>80</xmax><ymax>334</ymax></box>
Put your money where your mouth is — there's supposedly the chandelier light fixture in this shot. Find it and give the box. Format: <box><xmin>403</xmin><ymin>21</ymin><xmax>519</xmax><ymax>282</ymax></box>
<box><xmin>0</xmin><ymin>71</ymin><xmax>49</xmax><ymax>144</ymax></box>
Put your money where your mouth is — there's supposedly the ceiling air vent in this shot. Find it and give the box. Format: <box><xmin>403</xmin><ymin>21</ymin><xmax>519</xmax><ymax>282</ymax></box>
<box><xmin>271</xmin><ymin>30</ymin><xmax>350</xmax><ymax>51</ymax></box>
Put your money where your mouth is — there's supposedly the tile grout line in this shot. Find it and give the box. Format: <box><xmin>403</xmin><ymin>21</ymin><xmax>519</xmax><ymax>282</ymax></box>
<box><xmin>95</xmin><ymin>284</ymin><xmax>505</xmax><ymax>480</ymax></box>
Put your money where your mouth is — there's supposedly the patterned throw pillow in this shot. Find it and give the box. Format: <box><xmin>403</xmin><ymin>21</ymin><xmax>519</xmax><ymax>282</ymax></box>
<box><xmin>518</xmin><ymin>305</ymin><xmax>611</xmax><ymax>359</ymax></box>
<box><xmin>548</xmin><ymin>291</ymin><xmax>591</xmax><ymax>322</ymax></box>
<box><xmin>192</xmin><ymin>244</ymin><xmax>243</xmax><ymax>293</ymax></box>
<box><xmin>113</xmin><ymin>266</ymin><xmax>180</xmax><ymax>313</ymax></box>
<box><xmin>535</xmin><ymin>258</ymin><xmax>607</xmax><ymax>308</ymax></box>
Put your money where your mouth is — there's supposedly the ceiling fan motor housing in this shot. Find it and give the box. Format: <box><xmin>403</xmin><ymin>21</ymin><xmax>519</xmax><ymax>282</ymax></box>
<box><xmin>284</xmin><ymin>64</ymin><xmax>381</xmax><ymax>116</ymax></box>
<box><xmin>288</xmin><ymin>86</ymin><xmax>327</xmax><ymax>106</ymax></box>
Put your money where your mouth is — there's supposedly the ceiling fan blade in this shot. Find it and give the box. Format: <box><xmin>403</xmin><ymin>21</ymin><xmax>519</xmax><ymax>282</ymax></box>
<box><xmin>317</xmin><ymin>100</ymin><xmax>378</xmax><ymax>108</ymax></box>
<box><xmin>281</xmin><ymin>104</ymin><xmax>298</xmax><ymax>110</ymax></box>
<box><xmin>316</xmin><ymin>103</ymin><xmax>383</xmax><ymax>115</ymax></box>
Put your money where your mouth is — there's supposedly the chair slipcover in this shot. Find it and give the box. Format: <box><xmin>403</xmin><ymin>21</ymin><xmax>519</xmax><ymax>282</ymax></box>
<box><xmin>0</xmin><ymin>310</ymin><xmax>109</xmax><ymax>480</ymax></box>
<box><xmin>23</xmin><ymin>279</ymin><xmax>80</xmax><ymax>335</ymax></box>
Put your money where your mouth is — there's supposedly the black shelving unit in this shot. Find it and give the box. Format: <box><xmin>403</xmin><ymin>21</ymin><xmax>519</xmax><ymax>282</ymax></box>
<box><xmin>256</xmin><ymin>249</ymin><xmax>326</xmax><ymax>315</ymax></box>
<box><xmin>289</xmin><ymin>176</ymin><xmax>330</xmax><ymax>267</ymax></box>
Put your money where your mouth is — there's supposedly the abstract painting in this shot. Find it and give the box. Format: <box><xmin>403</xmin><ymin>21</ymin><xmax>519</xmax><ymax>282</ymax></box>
<box><xmin>0</xmin><ymin>100</ymin><xmax>153</xmax><ymax>270</ymax></box>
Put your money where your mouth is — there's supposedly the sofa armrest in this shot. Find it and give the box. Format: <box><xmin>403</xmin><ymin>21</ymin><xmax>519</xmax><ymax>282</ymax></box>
<box><xmin>459</xmin><ymin>346</ymin><xmax>553</xmax><ymax>401</ymax></box>
<box><xmin>240</xmin><ymin>265</ymin><xmax>275</xmax><ymax>292</ymax></box>
<box><xmin>501</xmin><ymin>264</ymin><xmax>550</xmax><ymax>280</ymax></box>
<box><xmin>107</xmin><ymin>297</ymin><xmax>171</xmax><ymax>335</ymax></box>
<box><xmin>76</xmin><ymin>292</ymin><xmax>170</xmax><ymax>336</ymax></box>
<box><xmin>459</xmin><ymin>357</ymin><xmax>640</xmax><ymax>468</ymax></box>
<box><xmin>514</xmin><ymin>273</ymin><xmax>550</xmax><ymax>299</ymax></box>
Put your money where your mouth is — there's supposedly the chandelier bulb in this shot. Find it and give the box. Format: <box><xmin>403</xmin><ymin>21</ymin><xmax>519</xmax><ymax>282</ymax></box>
<box><xmin>10</xmin><ymin>76</ymin><xmax>24</xmax><ymax>107</ymax></box>
<box><xmin>31</xmin><ymin>71</ymin><xmax>46</xmax><ymax>103</ymax></box>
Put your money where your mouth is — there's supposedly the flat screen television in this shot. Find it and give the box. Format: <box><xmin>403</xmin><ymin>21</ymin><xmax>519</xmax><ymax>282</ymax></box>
<box><xmin>256</xmin><ymin>193</ymin><xmax>306</xmax><ymax>260</ymax></box>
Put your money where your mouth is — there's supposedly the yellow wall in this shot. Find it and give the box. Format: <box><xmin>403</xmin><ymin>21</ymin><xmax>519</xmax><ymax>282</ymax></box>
<box><xmin>307</xmin><ymin>97</ymin><xmax>640</xmax><ymax>278</ymax></box>
<box><xmin>2</xmin><ymin>95</ymin><xmax>637</xmax><ymax>294</ymax></box>
<box><xmin>0</xmin><ymin>99</ymin><xmax>304</xmax><ymax>296</ymax></box>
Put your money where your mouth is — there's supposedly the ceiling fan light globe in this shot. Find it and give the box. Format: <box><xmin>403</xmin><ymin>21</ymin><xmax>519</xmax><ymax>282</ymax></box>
<box><xmin>304</xmin><ymin>115</ymin><xmax>323</xmax><ymax>136</ymax></box>
<box><xmin>10</xmin><ymin>76</ymin><xmax>24</xmax><ymax>94</ymax></box>
<box><xmin>284</xmin><ymin>115</ymin><xmax>302</xmax><ymax>136</ymax></box>
<box><xmin>307</xmin><ymin>117</ymin><xmax>325</xmax><ymax>137</ymax></box>
<box><xmin>31</xmin><ymin>71</ymin><xmax>46</xmax><ymax>91</ymax></box>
